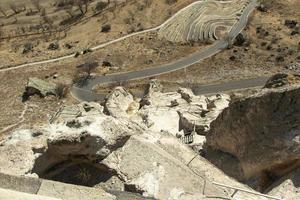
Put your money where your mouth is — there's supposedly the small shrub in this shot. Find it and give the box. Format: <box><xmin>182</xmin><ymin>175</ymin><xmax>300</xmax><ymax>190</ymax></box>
<box><xmin>55</xmin><ymin>83</ymin><xmax>68</xmax><ymax>99</ymax></box>
<box><xmin>101</xmin><ymin>24</ymin><xmax>111</xmax><ymax>32</ymax></box>
<box><xmin>95</xmin><ymin>2</ymin><xmax>108</xmax><ymax>11</ymax></box>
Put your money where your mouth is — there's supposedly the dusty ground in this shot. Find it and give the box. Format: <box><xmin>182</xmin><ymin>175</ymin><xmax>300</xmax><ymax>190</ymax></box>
<box><xmin>0</xmin><ymin>0</ymin><xmax>194</xmax><ymax>67</ymax></box>
<box><xmin>0</xmin><ymin>0</ymin><xmax>195</xmax><ymax>137</ymax></box>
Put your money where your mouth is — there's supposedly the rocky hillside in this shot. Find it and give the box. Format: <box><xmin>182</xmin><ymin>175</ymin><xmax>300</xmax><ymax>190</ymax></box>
<box><xmin>0</xmin><ymin>78</ymin><xmax>299</xmax><ymax>199</ymax></box>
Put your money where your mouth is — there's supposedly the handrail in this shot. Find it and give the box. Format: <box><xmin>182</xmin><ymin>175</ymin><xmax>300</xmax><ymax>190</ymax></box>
<box><xmin>212</xmin><ymin>181</ymin><xmax>283</xmax><ymax>200</ymax></box>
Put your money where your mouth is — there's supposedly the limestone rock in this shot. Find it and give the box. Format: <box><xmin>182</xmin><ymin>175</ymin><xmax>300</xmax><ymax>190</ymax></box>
<box><xmin>0</xmin><ymin>102</ymin><xmax>143</xmax><ymax>178</ymax></box>
<box><xmin>0</xmin><ymin>130</ymin><xmax>44</xmax><ymax>176</ymax></box>
<box><xmin>38</xmin><ymin>180</ymin><xmax>115</xmax><ymax>200</ymax></box>
<box><xmin>101</xmin><ymin>133</ymin><xmax>229</xmax><ymax>200</ymax></box>
<box><xmin>51</xmin><ymin>102</ymin><xmax>103</xmax><ymax>123</ymax></box>
<box><xmin>25</xmin><ymin>77</ymin><xmax>57</xmax><ymax>97</ymax></box>
<box><xmin>136</xmin><ymin>81</ymin><xmax>230</xmax><ymax>138</ymax></box>
<box><xmin>34</xmin><ymin>113</ymin><xmax>143</xmax><ymax>176</ymax></box>
<box><xmin>178</xmin><ymin>94</ymin><xmax>230</xmax><ymax>135</ymax></box>
<box><xmin>105</xmin><ymin>87</ymin><xmax>139</xmax><ymax>118</ymax></box>
<box><xmin>178</xmin><ymin>88</ymin><xmax>195</xmax><ymax>103</ymax></box>
<box><xmin>206</xmin><ymin>85</ymin><xmax>300</xmax><ymax>186</ymax></box>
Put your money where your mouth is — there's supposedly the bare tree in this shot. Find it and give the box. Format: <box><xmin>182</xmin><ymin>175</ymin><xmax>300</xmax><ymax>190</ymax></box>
<box><xmin>80</xmin><ymin>59</ymin><xmax>99</xmax><ymax>76</ymax></box>
<box><xmin>73</xmin><ymin>59</ymin><xmax>98</xmax><ymax>86</ymax></box>
<box><xmin>55</xmin><ymin>83</ymin><xmax>69</xmax><ymax>99</ymax></box>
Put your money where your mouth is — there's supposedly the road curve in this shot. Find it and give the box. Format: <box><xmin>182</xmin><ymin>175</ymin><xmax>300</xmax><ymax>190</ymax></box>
<box><xmin>71</xmin><ymin>0</ymin><xmax>259</xmax><ymax>101</ymax></box>
<box><xmin>70</xmin><ymin>76</ymin><xmax>268</xmax><ymax>102</ymax></box>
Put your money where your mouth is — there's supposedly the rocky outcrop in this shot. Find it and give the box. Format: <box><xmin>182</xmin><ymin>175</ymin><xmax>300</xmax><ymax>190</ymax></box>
<box><xmin>137</xmin><ymin>80</ymin><xmax>230</xmax><ymax>139</ymax></box>
<box><xmin>104</xmin><ymin>87</ymin><xmax>139</xmax><ymax>118</ymax></box>
<box><xmin>178</xmin><ymin>93</ymin><xmax>230</xmax><ymax>135</ymax></box>
<box><xmin>0</xmin><ymin>102</ymin><xmax>143</xmax><ymax>179</ymax></box>
<box><xmin>22</xmin><ymin>78</ymin><xmax>57</xmax><ymax>101</ymax></box>
<box><xmin>51</xmin><ymin>102</ymin><xmax>103</xmax><ymax>123</ymax></box>
<box><xmin>206</xmin><ymin>84</ymin><xmax>300</xmax><ymax>190</ymax></box>
<box><xmin>101</xmin><ymin>133</ymin><xmax>229</xmax><ymax>200</ymax></box>
<box><xmin>0</xmin><ymin>81</ymin><xmax>290</xmax><ymax>200</ymax></box>
<box><xmin>0</xmin><ymin>102</ymin><xmax>232</xmax><ymax>200</ymax></box>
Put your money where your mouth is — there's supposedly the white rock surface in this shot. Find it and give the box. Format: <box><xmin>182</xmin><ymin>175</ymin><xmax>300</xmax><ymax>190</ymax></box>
<box><xmin>105</xmin><ymin>87</ymin><xmax>139</xmax><ymax>118</ymax></box>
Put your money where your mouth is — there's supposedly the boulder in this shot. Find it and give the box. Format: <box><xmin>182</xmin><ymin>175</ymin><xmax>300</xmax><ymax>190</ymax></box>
<box><xmin>23</xmin><ymin>78</ymin><xmax>57</xmax><ymax>101</ymax></box>
<box><xmin>33</xmin><ymin>110</ymin><xmax>143</xmax><ymax>177</ymax></box>
<box><xmin>105</xmin><ymin>87</ymin><xmax>139</xmax><ymax>118</ymax></box>
<box><xmin>206</xmin><ymin>84</ymin><xmax>300</xmax><ymax>190</ymax></box>
<box><xmin>178</xmin><ymin>88</ymin><xmax>195</xmax><ymax>103</ymax></box>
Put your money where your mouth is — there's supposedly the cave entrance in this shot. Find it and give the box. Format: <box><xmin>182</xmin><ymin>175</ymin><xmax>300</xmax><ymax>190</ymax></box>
<box><xmin>33</xmin><ymin>159</ymin><xmax>120</xmax><ymax>188</ymax></box>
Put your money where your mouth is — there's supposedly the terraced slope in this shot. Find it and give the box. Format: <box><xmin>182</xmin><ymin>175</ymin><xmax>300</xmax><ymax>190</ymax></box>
<box><xmin>158</xmin><ymin>0</ymin><xmax>249</xmax><ymax>43</ymax></box>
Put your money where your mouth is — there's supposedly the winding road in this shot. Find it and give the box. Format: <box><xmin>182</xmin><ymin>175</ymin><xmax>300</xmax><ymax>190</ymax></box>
<box><xmin>71</xmin><ymin>0</ymin><xmax>262</xmax><ymax>101</ymax></box>
<box><xmin>1</xmin><ymin>0</ymin><xmax>263</xmax><ymax>102</ymax></box>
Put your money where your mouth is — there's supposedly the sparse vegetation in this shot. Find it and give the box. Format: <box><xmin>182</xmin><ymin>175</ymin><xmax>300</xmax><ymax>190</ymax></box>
<box><xmin>55</xmin><ymin>83</ymin><xmax>69</xmax><ymax>99</ymax></box>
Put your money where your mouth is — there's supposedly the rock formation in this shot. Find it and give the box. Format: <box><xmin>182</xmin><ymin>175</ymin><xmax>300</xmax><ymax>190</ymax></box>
<box><xmin>1</xmin><ymin>80</ymin><xmax>299</xmax><ymax>199</ymax></box>
<box><xmin>0</xmin><ymin>102</ymin><xmax>230</xmax><ymax>199</ymax></box>
<box><xmin>206</xmin><ymin>83</ymin><xmax>300</xmax><ymax>191</ymax></box>
<box><xmin>104</xmin><ymin>87</ymin><xmax>139</xmax><ymax>118</ymax></box>
<box><xmin>22</xmin><ymin>77</ymin><xmax>58</xmax><ymax>101</ymax></box>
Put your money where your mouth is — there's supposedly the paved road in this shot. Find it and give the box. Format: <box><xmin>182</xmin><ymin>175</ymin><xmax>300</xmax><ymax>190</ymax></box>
<box><xmin>71</xmin><ymin>76</ymin><xmax>268</xmax><ymax>102</ymax></box>
<box><xmin>1</xmin><ymin>0</ymin><xmax>261</xmax><ymax>102</ymax></box>
<box><xmin>71</xmin><ymin>0</ymin><xmax>260</xmax><ymax>101</ymax></box>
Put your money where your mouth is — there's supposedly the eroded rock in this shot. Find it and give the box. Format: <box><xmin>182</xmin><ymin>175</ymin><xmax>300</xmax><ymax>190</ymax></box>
<box><xmin>104</xmin><ymin>87</ymin><xmax>139</xmax><ymax>118</ymax></box>
<box><xmin>206</xmin><ymin>84</ymin><xmax>300</xmax><ymax>190</ymax></box>
<box><xmin>101</xmin><ymin>133</ymin><xmax>228</xmax><ymax>200</ymax></box>
<box><xmin>22</xmin><ymin>78</ymin><xmax>57</xmax><ymax>101</ymax></box>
